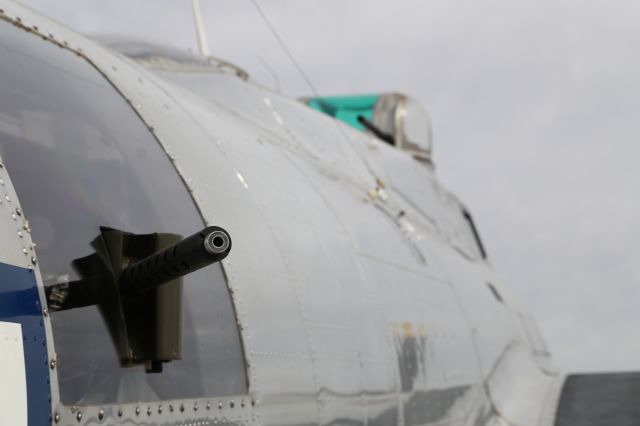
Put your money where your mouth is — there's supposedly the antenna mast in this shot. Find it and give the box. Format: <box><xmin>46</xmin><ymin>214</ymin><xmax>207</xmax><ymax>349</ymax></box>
<box><xmin>192</xmin><ymin>0</ymin><xmax>210</xmax><ymax>56</ymax></box>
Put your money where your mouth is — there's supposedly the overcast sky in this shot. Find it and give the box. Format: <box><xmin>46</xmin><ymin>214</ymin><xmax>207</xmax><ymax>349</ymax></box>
<box><xmin>21</xmin><ymin>0</ymin><xmax>640</xmax><ymax>373</ymax></box>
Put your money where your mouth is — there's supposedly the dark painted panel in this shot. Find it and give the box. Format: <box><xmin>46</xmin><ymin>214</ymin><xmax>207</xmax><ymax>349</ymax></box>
<box><xmin>555</xmin><ymin>372</ymin><xmax>640</xmax><ymax>426</ymax></box>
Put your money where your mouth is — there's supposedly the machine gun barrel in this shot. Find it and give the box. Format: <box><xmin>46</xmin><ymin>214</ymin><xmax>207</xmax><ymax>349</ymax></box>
<box><xmin>119</xmin><ymin>226</ymin><xmax>231</xmax><ymax>295</ymax></box>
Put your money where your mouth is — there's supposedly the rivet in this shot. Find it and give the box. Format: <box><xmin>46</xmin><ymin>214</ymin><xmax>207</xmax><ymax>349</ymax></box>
<box><xmin>117</xmin><ymin>407</ymin><xmax>123</xmax><ymax>417</ymax></box>
<box><xmin>76</xmin><ymin>411</ymin><xmax>82</xmax><ymax>422</ymax></box>
<box><xmin>179</xmin><ymin>403</ymin><xmax>185</xmax><ymax>412</ymax></box>
<box><xmin>146</xmin><ymin>406</ymin><xmax>152</xmax><ymax>416</ymax></box>
<box><xmin>206</xmin><ymin>402</ymin><xmax>211</xmax><ymax>410</ymax></box>
<box><xmin>0</xmin><ymin>178</ymin><xmax>4</xmax><ymax>185</ymax></box>
<box><xmin>98</xmin><ymin>409</ymin><xmax>104</xmax><ymax>421</ymax></box>
<box><xmin>18</xmin><ymin>231</ymin><xmax>23</xmax><ymax>238</ymax></box>
<box><xmin>135</xmin><ymin>406</ymin><xmax>140</xmax><ymax>416</ymax></box>
<box><xmin>49</xmin><ymin>357</ymin><xmax>56</xmax><ymax>369</ymax></box>
<box><xmin>32</xmin><ymin>25</ymin><xmax>38</xmax><ymax>31</ymax></box>
<box><xmin>0</xmin><ymin>160</ymin><xmax>3</xmax><ymax>167</ymax></box>
<box><xmin>194</xmin><ymin>402</ymin><xmax>198</xmax><ymax>411</ymax></box>
<box><xmin>11</xmin><ymin>214</ymin><xmax>16</xmax><ymax>220</ymax></box>
<box><xmin>158</xmin><ymin>405</ymin><xmax>162</xmax><ymax>414</ymax></box>
<box><xmin>43</xmin><ymin>308</ymin><xmax>49</xmax><ymax>317</ymax></box>
<box><xmin>22</xmin><ymin>248</ymin><xmax>28</xmax><ymax>255</ymax></box>
<box><xmin>31</xmin><ymin>256</ymin><xmax>37</xmax><ymax>265</ymax></box>
<box><xmin>241</xmin><ymin>400</ymin><xmax>245</xmax><ymax>408</ymax></box>
<box><xmin>5</xmin><ymin>195</ymin><xmax>11</xmax><ymax>202</ymax></box>
<box><xmin>15</xmin><ymin>207</ymin><xmax>21</xmax><ymax>216</ymax></box>
<box><xmin>54</xmin><ymin>412</ymin><xmax>59</xmax><ymax>423</ymax></box>
<box><xmin>218</xmin><ymin>402</ymin><xmax>223</xmax><ymax>409</ymax></box>
<box><xmin>230</xmin><ymin>401</ymin><xmax>235</xmax><ymax>408</ymax></box>
<box><xmin>169</xmin><ymin>404</ymin><xmax>174</xmax><ymax>412</ymax></box>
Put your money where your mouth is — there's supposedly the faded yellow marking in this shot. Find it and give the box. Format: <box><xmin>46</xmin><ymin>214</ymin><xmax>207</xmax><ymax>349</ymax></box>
<box><xmin>391</xmin><ymin>322</ymin><xmax>428</xmax><ymax>338</ymax></box>
<box><xmin>401</xmin><ymin>321</ymin><xmax>415</xmax><ymax>338</ymax></box>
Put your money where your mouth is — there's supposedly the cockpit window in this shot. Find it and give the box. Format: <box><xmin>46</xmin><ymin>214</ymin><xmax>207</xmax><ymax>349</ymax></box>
<box><xmin>400</xmin><ymin>97</ymin><xmax>433</xmax><ymax>157</ymax></box>
<box><xmin>305</xmin><ymin>93</ymin><xmax>433</xmax><ymax>162</ymax></box>
<box><xmin>0</xmin><ymin>22</ymin><xmax>247</xmax><ymax>405</ymax></box>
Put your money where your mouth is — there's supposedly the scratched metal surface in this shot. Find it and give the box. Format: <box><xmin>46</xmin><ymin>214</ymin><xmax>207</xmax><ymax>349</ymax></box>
<box><xmin>0</xmin><ymin>1</ymin><xmax>561</xmax><ymax>425</ymax></box>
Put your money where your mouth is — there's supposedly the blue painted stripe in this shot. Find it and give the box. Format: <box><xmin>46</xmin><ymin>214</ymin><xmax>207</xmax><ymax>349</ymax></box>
<box><xmin>0</xmin><ymin>262</ymin><xmax>51</xmax><ymax>425</ymax></box>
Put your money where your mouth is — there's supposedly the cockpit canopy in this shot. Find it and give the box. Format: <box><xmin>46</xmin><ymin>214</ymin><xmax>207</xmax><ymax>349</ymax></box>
<box><xmin>95</xmin><ymin>36</ymin><xmax>250</xmax><ymax>79</ymax></box>
<box><xmin>304</xmin><ymin>93</ymin><xmax>433</xmax><ymax>163</ymax></box>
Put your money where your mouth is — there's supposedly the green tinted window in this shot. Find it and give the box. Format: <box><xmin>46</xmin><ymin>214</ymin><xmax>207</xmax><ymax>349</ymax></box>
<box><xmin>306</xmin><ymin>94</ymin><xmax>379</xmax><ymax>130</ymax></box>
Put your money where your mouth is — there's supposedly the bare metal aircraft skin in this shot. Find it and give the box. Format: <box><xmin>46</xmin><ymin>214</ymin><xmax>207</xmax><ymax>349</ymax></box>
<box><xmin>0</xmin><ymin>1</ymin><xmax>629</xmax><ymax>426</ymax></box>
